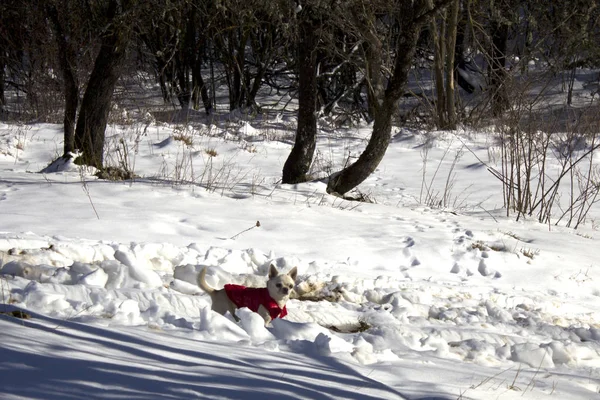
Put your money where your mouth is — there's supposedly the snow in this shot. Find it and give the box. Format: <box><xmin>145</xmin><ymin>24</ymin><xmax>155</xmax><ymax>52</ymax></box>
<box><xmin>1</xmin><ymin>118</ymin><xmax>600</xmax><ymax>399</ymax></box>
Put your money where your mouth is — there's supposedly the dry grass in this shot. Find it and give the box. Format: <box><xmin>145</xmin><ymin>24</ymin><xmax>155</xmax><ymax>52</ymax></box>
<box><xmin>328</xmin><ymin>320</ymin><xmax>371</xmax><ymax>333</ymax></box>
<box><xmin>520</xmin><ymin>247</ymin><xmax>540</xmax><ymax>260</ymax></box>
<box><xmin>293</xmin><ymin>281</ymin><xmax>343</xmax><ymax>303</ymax></box>
<box><xmin>470</xmin><ymin>240</ymin><xmax>507</xmax><ymax>252</ymax></box>
<box><xmin>173</xmin><ymin>134</ymin><xmax>193</xmax><ymax>147</ymax></box>
<box><xmin>95</xmin><ymin>166</ymin><xmax>138</xmax><ymax>181</ymax></box>
<box><xmin>205</xmin><ymin>148</ymin><xmax>218</xmax><ymax>157</ymax></box>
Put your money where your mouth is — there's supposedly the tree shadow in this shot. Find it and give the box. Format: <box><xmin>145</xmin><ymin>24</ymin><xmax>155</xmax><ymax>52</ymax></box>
<box><xmin>0</xmin><ymin>307</ymin><xmax>416</xmax><ymax>400</ymax></box>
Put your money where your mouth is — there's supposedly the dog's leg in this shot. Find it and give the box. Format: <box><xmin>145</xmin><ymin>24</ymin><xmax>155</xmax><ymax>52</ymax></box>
<box><xmin>227</xmin><ymin>302</ymin><xmax>240</xmax><ymax>322</ymax></box>
<box><xmin>257</xmin><ymin>305</ymin><xmax>272</xmax><ymax>325</ymax></box>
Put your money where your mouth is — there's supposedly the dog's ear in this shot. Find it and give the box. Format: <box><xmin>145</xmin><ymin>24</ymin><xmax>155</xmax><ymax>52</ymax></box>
<box><xmin>288</xmin><ymin>266</ymin><xmax>298</xmax><ymax>281</ymax></box>
<box><xmin>268</xmin><ymin>264</ymin><xmax>279</xmax><ymax>278</ymax></box>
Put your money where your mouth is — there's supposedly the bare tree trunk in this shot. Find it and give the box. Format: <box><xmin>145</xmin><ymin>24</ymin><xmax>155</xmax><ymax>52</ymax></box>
<box><xmin>74</xmin><ymin>0</ymin><xmax>130</xmax><ymax>169</ymax></box>
<box><xmin>245</xmin><ymin>28</ymin><xmax>272</xmax><ymax>110</ymax></box>
<box><xmin>430</xmin><ymin>9</ymin><xmax>447</xmax><ymax>128</ymax></box>
<box><xmin>488</xmin><ymin>17</ymin><xmax>509</xmax><ymax>117</ymax></box>
<box><xmin>0</xmin><ymin>55</ymin><xmax>5</xmax><ymax>112</ymax></box>
<box><xmin>429</xmin><ymin>0</ymin><xmax>459</xmax><ymax>129</ymax></box>
<box><xmin>566</xmin><ymin>65</ymin><xmax>576</xmax><ymax>106</ymax></box>
<box><xmin>327</xmin><ymin>4</ymin><xmax>425</xmax><ymax>195</ymax></box>
<box><xmin>327</xmin><ymin>100</ymin><xmax>396</xmax><ymax>195</ymax></box>
<box><xmin>192</xmin><ymin>55</ymin><xmax>212</xmax><ymax>114</ymax></box>
<box><xmin>282</xmin><ymin>14</ymin><xmax>318</xmax><ymax>184</ymax></box>
<box><xmin>454</xmin><ymin>3</ymin><xmax>474</xmax><ymax>93</ymax></box>
<box><xmin>444</xmin><ymin>0</ymin><xmax>459</xmax><ymax>129</ymax></box>
<box><xmin>47</xmin><ymin>2</ymin><xmax>79</xmax><ymax>156</ymax></box>
<box><xmin>175</xmin><ymin>58</ymin><xmax>191</xmax><ymax>109</ymax></box>
<box><xmin>221</xmin><ymin>29</ymin><xmax>248</xmax><ymax>112</ymax></box>
<box><xmin>190</xmin><ymin>13</ymin><xmax>211</xmax><ymax>114</ymax></box>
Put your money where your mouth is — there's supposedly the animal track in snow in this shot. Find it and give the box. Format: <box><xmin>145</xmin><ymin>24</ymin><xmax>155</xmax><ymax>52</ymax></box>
<box><xmin>402</xmin><ymin>247</ymin><xmax>411</xmax><ymax>258</ymax></box>
<box><xmin>401</xmin><ymin>238</ymin><xmax>412</xmax><ymax>258</ymax></box>
<box><xmin>478</xmin><ymin>259</ymin><xmax>501</xmax><ymax>278</ymax></box>
<box><xmin>400</xmin><ymin>236</ymin><xmax>420</xmax><ymax>268</ymax></box>
<box><xmin>0</xmin><ymin>184</ymin><xmax>18</xmax><ymax>201</ymax></box>
<box><xmin>454</xmin><ymin>229</ymin><xmax>475</xmax><ymax>245</ymax></box>
<box><xmin>403</xmin><ymin>237</ymin><xmax>415</xmax><ymax>248</ymax></box>
<box><xmin>450</xmin><ymin>262</ymin><xmax>473</xmax><ymax>277</ymax></box>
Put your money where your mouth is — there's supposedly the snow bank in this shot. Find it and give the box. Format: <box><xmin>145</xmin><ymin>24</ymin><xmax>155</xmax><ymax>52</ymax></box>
<box><xmin>2</xmin><ymin>233</ymin><xmax>600</xmax><ymax>378</ymax></box>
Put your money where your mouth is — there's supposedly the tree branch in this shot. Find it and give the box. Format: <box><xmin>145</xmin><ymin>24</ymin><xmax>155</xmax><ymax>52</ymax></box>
<box><xmin>414</xmin><ymin>0</ymin><xmax>456</xmax><ymax>25</ymax></box>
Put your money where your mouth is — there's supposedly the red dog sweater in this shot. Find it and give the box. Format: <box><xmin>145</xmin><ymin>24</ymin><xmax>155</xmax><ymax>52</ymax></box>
<box><xmin>224</xmin><ymin>284</ymin><xmax>288</xmax><ymax>320</ymax></box>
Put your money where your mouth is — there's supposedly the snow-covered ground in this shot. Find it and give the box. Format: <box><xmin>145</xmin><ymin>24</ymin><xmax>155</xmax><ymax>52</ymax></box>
<box><xmin>1</xmin><ymin>117</ymin><xmax>599</xmax><ymax>399</ymax></box>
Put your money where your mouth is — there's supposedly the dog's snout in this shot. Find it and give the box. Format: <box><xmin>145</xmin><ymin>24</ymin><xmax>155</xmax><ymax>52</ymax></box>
<box><xmin>282</xmin><ymin>287</ymin><xmax>289</xmax><ymax>294</ymax></box>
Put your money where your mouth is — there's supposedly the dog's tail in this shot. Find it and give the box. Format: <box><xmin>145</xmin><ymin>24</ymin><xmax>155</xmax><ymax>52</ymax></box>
<box><xmin>197</xmin><ymin>267</ymin><xmax>215</xmax><ymax>294</ymax></box>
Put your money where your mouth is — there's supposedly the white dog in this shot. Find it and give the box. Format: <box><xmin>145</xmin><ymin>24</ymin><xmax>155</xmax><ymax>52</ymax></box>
<box><xmin>197</xmin><ymin>264</ymin><xmax>298</xmax><ymax>324</ymax></box>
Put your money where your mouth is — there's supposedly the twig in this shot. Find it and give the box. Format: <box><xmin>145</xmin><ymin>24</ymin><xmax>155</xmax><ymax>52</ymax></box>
<box><xmin>524</xmin><ymin>350</ymin><xmax>548</xmax><ymax>393</ymax></box>
<box><xmin>230</xmin><ymin>221</ymin><xmax>261</xmax><ymax>240</ymax></box>
<box><xmin>81</xmin><ymin>179</ymin><xmax>100</xmax><ymax>220</ymax></box>
<box><xmin>79</xmin><ymin>167</ymin><xmax>100</xmax><ymax>220</ymax></box>
<box><xmin>477</xmin><ymin>203</ymin><xmax>498</xmax><ymax>223</ymax></box>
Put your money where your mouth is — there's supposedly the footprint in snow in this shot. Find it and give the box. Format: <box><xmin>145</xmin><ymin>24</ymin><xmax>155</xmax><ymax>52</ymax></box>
<box><xmin>402</xmin><ymin>255</ymin><xmax>421</xmax><ymax>269</ymax></box>
<box><xmin>478</xmin><ymin>259</ymin><xmax>502</xmax><ymax>278</ymax></box>
<box><xmin>454</xmin><ymin>235</ymin><xmax>467</xmax><ymax>245</ymax></box>
<box><xmin>0</xmin><ymin>183</ymin><xmax>18</xmax><ymax>196</ymax></box>
<box><xmin>402</xmin><ymin>237</ymin><xmax>417</xmax><ymax>257</ymax></box>
<box><xmin>401</xmin><ymin>249</ymin><xmax>420</xmax><ymax>267</ymax></box>
<box><xmin>450</xmin><ymin>262</ymin><xmax>473</xmax><ymax>277</ymax></box>
<box><xmin>400</xmin><ymin>237</ymin><xmax>420</xmax><ymax>268</ymax></box>
<box><xmin>450</xmin><ymin>263</ymin><xmax>461</xmax><ymax>274</ymax></box>
<box><xmin>454</xmin><ymin>230</ymin><xmax>474</xmax><ymax>245</ymax></box>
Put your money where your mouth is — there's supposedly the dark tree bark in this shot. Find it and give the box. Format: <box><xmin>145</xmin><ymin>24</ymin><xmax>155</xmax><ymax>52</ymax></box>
<box><xmin>282</xmin><ymin>13</ymin><xmax>319</xmax><ymax>184</ymax></box>
<box><xmin>0</xmin><ymin>56</ymin><xmax>5</xmax><ymax>111</ymax></box>
<box><xmin>175</xmin><ymin>57</ymin><xmax>191</xmax><ymax>109</ymax></box>
<box><xmin>488</xmin><ymin>17</ymin><xmax>509</xmax><ymax>116</ymax></box>
<box><xmin>245</xmin><ymin>26</ymin><xmax>277</xmax><ymax>110</ymax></box>
<box><xmin>74</xmin><ymin>0</ymin><xmax>131</xmax><ymax>169</ymax></box>
<box><xmin>192</xmin><ymin>54</ymin><xmax>212</xmax><ymax>114</ymax></box>
<box><xmin>190</xmin><ymin>17</ymin><xmax>212</xmax><ymax>114</ymax></box>
<box><xmin>454</xmin><ymin>1</ymin><xmax>475</xmax><ymax>94</ymax></box>
<box><xmin>245</xmin><ymin>52</ymin><xmax>268</xmax><ymax>110</ymax></box>
<box><xmin>0</xmin><ymin>2</ymin><xmax>4</xmax><ymax>110</ymax></box>
<box><xmin>140</xmin><ymin>24</ymin><xmax>177</xmax><ymax>105</ymax></box>
<box><xmin>140</xmin><ymin>2</ymin><xmax>212</xmax><ymax>113</ymax></box>
<box><xmin>46</xmin><ymin>2</ymin><xmax>79</xmax><ymax>156</ymax></box>
<box><xmin>218</xmin><ymin>28</ymin><xmax>248</xmax><ymax>112</ymax></box>
<box><xmin>327</xmin><ymin>2</ymin><xmax>431</xmax><ymax>195</ymax></box>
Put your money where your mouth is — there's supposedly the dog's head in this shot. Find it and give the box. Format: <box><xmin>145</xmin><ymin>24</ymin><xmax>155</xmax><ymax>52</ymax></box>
<box><xmin>266</xmin><ymin>264</ymin><xmax>298</xmax><ymax>302</ymax></box>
